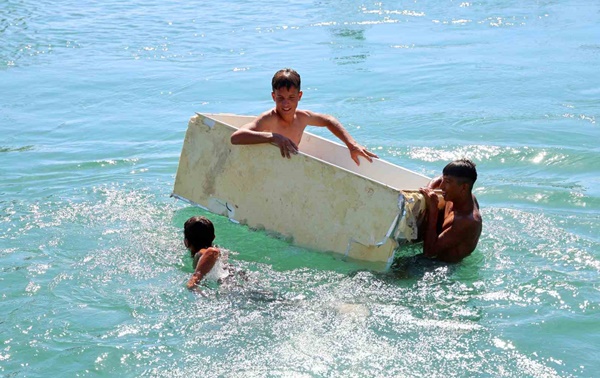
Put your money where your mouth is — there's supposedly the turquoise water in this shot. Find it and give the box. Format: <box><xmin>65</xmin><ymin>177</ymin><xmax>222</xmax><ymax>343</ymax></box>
<box><xmin>1</xmin><ymin>0</ymin><xmax>599</xmax><ymax>376</ymax></box>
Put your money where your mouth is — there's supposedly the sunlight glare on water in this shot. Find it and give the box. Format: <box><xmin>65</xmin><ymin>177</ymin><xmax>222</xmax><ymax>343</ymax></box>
<box><xmin>1</xmin><ymin>0</ymin><xmax>599</xmax><ymax>376</ymax></box>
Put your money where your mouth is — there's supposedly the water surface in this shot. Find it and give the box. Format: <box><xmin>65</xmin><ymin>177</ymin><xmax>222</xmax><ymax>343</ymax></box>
<box><xmin>1</xmin><ymin>0</ymin><xmax>599</xmax><ymax>376</ymax></box>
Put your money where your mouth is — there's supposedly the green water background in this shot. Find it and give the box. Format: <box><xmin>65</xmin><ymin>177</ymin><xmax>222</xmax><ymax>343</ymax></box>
<box><xmin>1</xmin><ymin>0</ymin><xmax>599</xmax><ymax>376</ymax></box>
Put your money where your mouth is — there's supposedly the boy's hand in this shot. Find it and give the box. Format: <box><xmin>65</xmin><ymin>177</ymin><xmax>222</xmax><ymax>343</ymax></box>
<box><xmin>419</xmin><ymin>187</ymin><xmax>440</xmax><ymax>214</ymax></box>
<box><xmin>187</xmin><ymin>273</ymin><xmax>201</xmax><ymax>289</ymax></box>
<box><xmin>271</xmin><ymin>133</ymin><xmax>298</xmax><ymax>159</ymax></box>
<box><xmin>349</xmin><ymin>144</ymin><xmax>378</xmax><ymax>166</ymax></box>
<box><xmin>187</xmin><ymin>279</ymin><xmax>196</xmax><ymax>289</ymax></box>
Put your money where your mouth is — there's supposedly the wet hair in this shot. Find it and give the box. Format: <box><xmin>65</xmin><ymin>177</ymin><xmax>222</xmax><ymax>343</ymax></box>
<box><xmin>443</xmin><ymin>159</ymin><xmax>478</xmax><ymax>188</ymax></box>
<box><xmin>184</xmin><ymin>216</ymin><xmax>215</xmax><ymax>252</ymax></box>
<box><xmin>272</xmin><ymin>68</ymin><xmax>301</xmax><ymax>91</ymax></box>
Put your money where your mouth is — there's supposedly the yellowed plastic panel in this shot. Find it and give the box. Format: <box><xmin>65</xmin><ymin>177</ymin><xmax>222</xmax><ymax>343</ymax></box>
<box><xmin>204</xmin><ymin>113</ymin><xmax>431</xmax><ymax>190</ymax></box>
<box><xmin>299</xmin><ymin>133</ymin><xmax>430</xmax><ymax>190</ymax></box>
<box><xmin>173</xmin><ymin>113</ymin><xmax>427</xmax><ymax>263</ymax></box>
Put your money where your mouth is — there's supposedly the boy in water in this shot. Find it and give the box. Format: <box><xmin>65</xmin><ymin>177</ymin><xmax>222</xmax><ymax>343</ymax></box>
<box><xmin>183</xmin><ymin>216</ymin><xmax>228</xmax><ymax>289</ymax></box>
<box><xmin>419</xmin><ymin>159</ymin><xmax>483</xmax><ymax>263</ymax></box>
<box><xmin>230</xmin><ymin>68</ymin><xmax>378</xmax><ymax>165</ymax></box>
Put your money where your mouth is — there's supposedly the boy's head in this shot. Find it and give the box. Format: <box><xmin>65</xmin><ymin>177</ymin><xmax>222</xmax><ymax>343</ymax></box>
<box><xmin>272</xmin><ymin>68</ymin><xmax>301</xmax><ymax>91</ymax></box>
<box><xmin>442</xmin><ymin>159</ymin><xmax>478</xmax><ymax>191</ymax></box>
<box><xmin>271</xmin><ymin>68</ymin><xmax>303</xmax><ymax>117</ymax></box>
<box><xmin>183</xmin><ymin>216</ymin><xmax>215</xmax><ymax>254</ymax></box>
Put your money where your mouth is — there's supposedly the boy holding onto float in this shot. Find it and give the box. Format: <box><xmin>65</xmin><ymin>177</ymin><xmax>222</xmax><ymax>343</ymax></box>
<box><xmin>230</xmin><ymin>68</ymin><xmax>378</xmax><ymax>166</ymax></box>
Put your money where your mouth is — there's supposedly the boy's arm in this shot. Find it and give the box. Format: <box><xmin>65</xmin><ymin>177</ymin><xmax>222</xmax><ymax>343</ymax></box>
<box><xmin>429</xmin><ymin>219</ymin><xmax>474</xmax><ymax>263</ymax></box>
<box><xmin>419</xmin><ymin>188</ymin><xmax>472</xmax><ymax>263</ymax></box>
<box><xmin>303</xmin><ymin>111</ymin><xmax>378</xmax><ymax>166</ymax></box>
<box><xmin>187</xmin><ymin>247</ymin><xmax>220</xmax><ymax>289</ymax></box>
<box><xmin>230</xmin><ymin>116</ymin><xmax>298</xmax><ymax>158</ymax></box>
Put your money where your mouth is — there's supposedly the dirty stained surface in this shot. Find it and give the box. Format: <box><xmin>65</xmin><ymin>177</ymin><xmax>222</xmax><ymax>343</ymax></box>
<box><xmin>173</xmin><ymin>113</ymin><xmax>430</xmax><ymax>264</ymax></box>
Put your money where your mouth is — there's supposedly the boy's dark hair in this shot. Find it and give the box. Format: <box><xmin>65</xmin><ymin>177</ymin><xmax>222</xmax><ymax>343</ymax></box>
<box><xmin>184</xmin><ymin>216</ymin><xmax>215</xmax><ymax>251</ymax></box>
<box><xmin>272</xmin><ymin>68</ymin><xmax>301</xmax><ymax>91</ymax></box>
<box><xmin>443</xmin><ymin>159</ymin><xmax>478</xmax><ymax>189</ymax></box>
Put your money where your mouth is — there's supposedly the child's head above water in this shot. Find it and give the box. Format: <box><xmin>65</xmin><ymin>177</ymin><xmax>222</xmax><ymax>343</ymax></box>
<box><xmin>183</xmin><ymin>216</ymin><xmax>215</xmax><ymax>255</ymax></box>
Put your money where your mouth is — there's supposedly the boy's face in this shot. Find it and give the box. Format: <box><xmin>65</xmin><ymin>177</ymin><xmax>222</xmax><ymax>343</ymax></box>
<box><xmin>440</xmin><ymin>175</ymin><xmax>468</xmax><ymax>201</ymax></box>
<box><xmin>272</xmin><ymin>86</ymin><xmax>302</xmax><ymax>117</ymax></box>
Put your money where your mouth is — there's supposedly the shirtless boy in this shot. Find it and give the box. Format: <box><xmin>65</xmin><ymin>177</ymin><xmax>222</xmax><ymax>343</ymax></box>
<box><xmin>230</xmin><ymin>68</ymin><xmax>378</xmax><ymax>165</ymax></box>
<box><xmin>183</xmin><ymin>216</ymin><xmax>221</xmax><ymax>289</ymax></box>
<box><xmin>419</xmin><ymin>159</ymin><xmax>482</xmax><ymax>263</ymax></box>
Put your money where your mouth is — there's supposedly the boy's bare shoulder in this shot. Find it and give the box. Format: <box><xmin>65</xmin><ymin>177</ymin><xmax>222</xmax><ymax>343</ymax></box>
<box><xmin>295</xmin><ymin>109</ymin><xmax>316</xmax><ymax>118</ymax></box>
<box><xmin>295</xmin><ymin>109</ymin><xmax>325</xmax><ymax>124</ymax></box>
<box><xmin>250</xmin><ymin>109</ymin><xmax>278</xmax><ymax>129</ymax></box>
<box><xmin>257</xmin><ymin>108</ymin><xmax>277</xmax><ymax>119</ymax></box>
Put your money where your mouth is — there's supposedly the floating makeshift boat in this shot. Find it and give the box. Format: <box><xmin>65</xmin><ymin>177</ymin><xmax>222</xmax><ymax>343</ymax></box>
<box><xmin>173</xmin><ymin>113</ymin><xmax>431</xmax><ymax>268</ymax></box>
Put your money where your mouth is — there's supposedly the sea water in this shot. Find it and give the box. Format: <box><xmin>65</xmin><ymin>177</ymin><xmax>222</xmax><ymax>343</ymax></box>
<box><xmin>1</xmin><ymin>0</ymin><xmax>599</xmax><ymax>376</ymax></box>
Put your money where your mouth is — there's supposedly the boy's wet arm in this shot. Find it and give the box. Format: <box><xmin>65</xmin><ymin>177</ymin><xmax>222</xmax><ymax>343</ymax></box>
<box><xmin>430</xmin><ymin>219</ymin><xmax>475</xmax><ymax>262</ymax></box>
<box><xmin>231</xmin><ymin>119</ymin><xmax>273</xmax><ymax>145</ymax></box>
<box><xmin>303</xmin><ymin>111</ymin><xmax>360</xmax><ymax>148</ymax></box>
<box><xmin>187</xmin><ymin>248</ymin><xmax>220</xmax><ymax>289</ymax></box>
<box><xmin>303</xmin><ymin>111</ymin><xmax>378</xmax><ymax>164</ymax></box>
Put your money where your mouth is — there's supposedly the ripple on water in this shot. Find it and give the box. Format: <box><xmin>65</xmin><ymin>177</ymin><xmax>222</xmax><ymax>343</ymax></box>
<box><xmin>0</xmin><ymin>179</ymin><xmax>596</xmax><ymax>376</ymax></box>
<box><xmin>2</xmin><ymin>0</ymin><xmax>599</xmax><ymax>375</ymax></box>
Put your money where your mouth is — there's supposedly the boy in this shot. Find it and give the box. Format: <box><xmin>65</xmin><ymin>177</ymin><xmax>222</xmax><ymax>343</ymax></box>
<box><xmin>419</xmin><ymin>159</ymin><xmax>482</xmax><ymax>263</ymax></box>
<box><xmin>230</xmin><ymin>68</ymin><xmax>378</xmax><ymax>166</ymax></box>
<box><xmin>183</xmin><ymin>216</ymin><xmax>228</xmax><ymax>289</ymax></box>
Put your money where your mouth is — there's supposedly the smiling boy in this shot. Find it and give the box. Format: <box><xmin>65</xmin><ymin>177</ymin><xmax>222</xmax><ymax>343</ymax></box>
<box><xmin>230</xmin><ymin>68</ymin><xmax>378</xmax><ymax>165</ymax></box>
